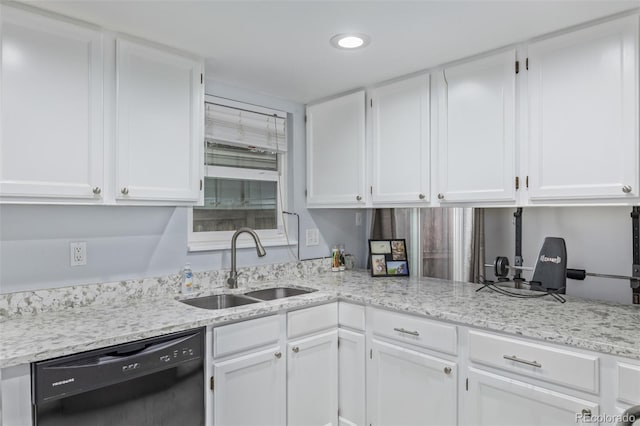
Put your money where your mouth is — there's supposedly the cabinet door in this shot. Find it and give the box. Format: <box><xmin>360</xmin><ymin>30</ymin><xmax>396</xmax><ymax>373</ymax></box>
<box><xmin>288</xmin><ymin>330</ymin><xmax>338</xmax><ymax>426</ymax></box>
<box><xmin>367</xmin><ymin>339</ymin><xmax>457</xmax><ymax>426</ymax></box>
<box><xmin>306</xmin><ymin>91</ymin><xmax>366</xmax><ymax>207</ymax></box>
<box><xmin>438</xmin><ymin>49</ymin><xmax>516</xmax><ymax>203</ymax></box>
<box><xmin>465</xmin><ymin>368</ymin><xmax>599</xmax><ymax>426</ymax></box>
<box><xmin>213</xmin><ymin>346</ymin><xmax>286</xmax><ymax>426</ymax></box>
<box><xmin>527</xmin><ymin>16</ymin><xmax>639</xmax><ymax>201</ymax></box>
<box><xmin>338</xmin><ymin>329</ymin><xmax>365</xmax><ymax>426</ymax></box>
<box><xmin>371</xmin><ymin>75</ymin><xmax>430</xmax><ymax>205</ymax></box>
<box><xmin>116</xmin><ymin>38</ymin><xmax>202</xmax><ymax>202</ymax></box>
<box><xmin>1</xmin><ymin>6</ymin><xmax>103</xmax><ymax>201</ymax></box>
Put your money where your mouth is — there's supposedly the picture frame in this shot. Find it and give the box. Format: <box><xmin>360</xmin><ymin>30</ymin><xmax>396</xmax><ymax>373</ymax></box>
<box><xmin>369</xmin><ymin>239</ymin><xmax>409</xmax><ymax>277</ymax></box>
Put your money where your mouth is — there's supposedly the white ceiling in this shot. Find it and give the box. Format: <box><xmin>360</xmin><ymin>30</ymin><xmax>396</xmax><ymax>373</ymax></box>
<box><xmin>19</xmin><ymin>0</ymin><xmax>640</xmax><ymax>103</ymax></box>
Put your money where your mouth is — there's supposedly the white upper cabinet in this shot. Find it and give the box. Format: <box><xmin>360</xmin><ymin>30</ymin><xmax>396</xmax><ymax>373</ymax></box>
<box><xmin>115</xmin><ymin>38</ymin><xmax>203</xmax><ymax>203</ymax></box>
<box><xmin>437</xmin><ymin>49</ymin><xmax>517</xmax><ymax>203</ymax></box>
<box><xmin>371</xmin><ymin>75</ymin><xmax>430</xmax><ymax>205</ymax></box>
<box><xmin>527</xmin><ymin>16</ymin><xmax>639</xmax><ymax>202</ymax></box>
<box><xmin>306</xmin><ymin>91</ymin><xmax>366</xmax><ymax>207</ymax></box>
<box><xmin>0</xmin><ymin>6</ymin><xmax>104</xmax><ymax>202</ymax></box>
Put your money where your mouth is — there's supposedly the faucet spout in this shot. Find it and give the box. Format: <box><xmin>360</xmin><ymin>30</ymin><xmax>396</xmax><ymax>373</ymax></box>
<box><xmin>227</xmin><ymin>227</ymin><xmax>266</xmax><ymax>289</ymax></box>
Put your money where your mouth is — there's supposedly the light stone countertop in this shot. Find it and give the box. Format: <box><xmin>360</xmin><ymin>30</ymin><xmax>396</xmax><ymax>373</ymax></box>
<box><xmin>1</xmin><ymin>270</ymin><xmax>638</xmax><ymax>368</ymax></box>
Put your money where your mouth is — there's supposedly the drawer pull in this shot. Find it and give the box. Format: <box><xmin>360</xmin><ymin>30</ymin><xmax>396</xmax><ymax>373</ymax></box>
<box><xmin>393</xmin><ymin>327</ymin><xmax>420</xmax><ymax>337</ymax></box>
<box><xmin>274</xmin><ymin>351</ymin><xmax>282</xmax><ymax>359</ymax></box>
<box><xmin>292</xmin><ymin>346</ymin><xmax>299</xmax><ymax>353</ymax></box>
<box><xmin>444</xmin><ymin>367</ymin><xmax>452</xmax><ymax>375</ymax></box>
<box><xmin>503</xmin><ymin>354</ymin><xmax>542</xmax><ymax>368</ymax></box>
<box><xmin>581</xmin><ymin>408</ymin><xmax>592</xmax><ymax>419</ymax></box>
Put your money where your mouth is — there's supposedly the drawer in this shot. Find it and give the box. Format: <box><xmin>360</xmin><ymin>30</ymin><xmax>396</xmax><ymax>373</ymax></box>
<box><xmin>368</xmin><ymin>307</ymin><xmax>457</xmax><ymax>355</ymax></box>
<box><xmin>618</xmin><ymin>362</ymin><xmax>640</xmax><ymax>404</ymax></box>
<box><xmin>338</xmin><ymin>302</ymin><xmax>365</xmax><ymax>331</ymax></box>
<box><xmin>214</xmin><ymin>315</ymin><xmax>280</xmax><ymax>358</ymax></box>
<box><xmin>287</xmin><ymin>303</ymin><xmax>337</xmax><ymax>339</ymax></box>
<box><xmin>468</xmin><ymin>330</ymin><xmax>599</xmax><ymax>394</ymax></box>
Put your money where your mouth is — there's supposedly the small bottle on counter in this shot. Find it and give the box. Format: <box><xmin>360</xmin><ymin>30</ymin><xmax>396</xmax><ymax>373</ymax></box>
<box><xmin>338</xmin><ymin>244</ymin><xmax>346</xmax><ymax>271</ymax></box>
<box><xmin>331</xmin><ymin>245</ymin><xmax>340</xmax><ymax>272</ymax></box>
<box><xmin>182</xmin><ymin>263</ymin><xmax>193</xmax><ymax>294</ymax></box>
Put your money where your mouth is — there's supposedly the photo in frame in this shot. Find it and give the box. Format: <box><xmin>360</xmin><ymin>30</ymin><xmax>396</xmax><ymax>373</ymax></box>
<box><xmin>369</xmin><ymin>239</ymin><xmax>409</xmax><ymax>277</ymax></box>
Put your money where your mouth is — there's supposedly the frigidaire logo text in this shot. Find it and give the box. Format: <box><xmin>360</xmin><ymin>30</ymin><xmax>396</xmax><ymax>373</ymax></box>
<box><xmin>539</xmin><ymin>255</ymin><xmax>562</xmax><ymax>264</ymax></box>
<box><xmin>51</xmin><ymin>378</ymin><xmax>74</xmax><ymax>387</ymax></box>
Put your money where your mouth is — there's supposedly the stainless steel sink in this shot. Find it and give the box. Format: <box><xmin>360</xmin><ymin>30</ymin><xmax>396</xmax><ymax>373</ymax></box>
<box><xmin>180</xmin><ymin>294</ymin><xmax>259</xmax><ymax>310</ymax></box>
<box><xmin>244</xmin><ymin>287</ymin><xmax>315</xmax><ymax>301</ymax></box>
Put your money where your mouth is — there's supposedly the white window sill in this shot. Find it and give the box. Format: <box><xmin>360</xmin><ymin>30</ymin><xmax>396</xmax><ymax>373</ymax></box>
<box><xmin>188</xmin><ymin>238</ymin><xmax>298</xmax><ymax>252</ymax></box>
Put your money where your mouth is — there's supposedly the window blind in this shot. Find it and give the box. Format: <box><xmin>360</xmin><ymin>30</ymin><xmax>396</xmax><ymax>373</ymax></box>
<box><xmin>205</xmin><ymin>102</ymin><xmax>287</xmax><ymax>152</ymax></box>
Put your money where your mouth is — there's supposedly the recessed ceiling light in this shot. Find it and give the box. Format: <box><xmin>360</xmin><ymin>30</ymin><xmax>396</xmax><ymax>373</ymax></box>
<box><xmin>330</xmin><ymin>33</ymin><xmax>371</xmax><ymax>50</ymax></box>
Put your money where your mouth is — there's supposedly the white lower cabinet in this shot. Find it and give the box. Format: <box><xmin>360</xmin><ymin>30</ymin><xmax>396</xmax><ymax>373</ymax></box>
<box><xmin>367</xmin><ymin>339</ymin><xmax>457</xmax><ymax>426</ymax></box>
<box><xmin>213</xmin><ymin>346</ymin><xmax>286</xmax><ymax>426</ymax></box>
<box><xmin>338</xmin><ymin>328</ymin><xmax>366</xmax><ymax>426</ymax></box>
<box><xmin>465</xmin><ymin>368</ymin><xmax>599</xmax><ymax>426</ymax></box>
<box><xmin>288</xmin><ymin>329</ymin><xmax>339</xmax><ymax>426</ymax></box>
<box><xmin>212</xmin><ymin>304</ymin><xmax>338</xmax><ymax>426</ymax></box>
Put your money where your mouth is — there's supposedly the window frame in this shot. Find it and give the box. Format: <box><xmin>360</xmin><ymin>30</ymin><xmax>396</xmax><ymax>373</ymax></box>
<box><xmin>188</xmin><ymin>96</ymin><xmax>292</xmax><ymax>252</ymax></box>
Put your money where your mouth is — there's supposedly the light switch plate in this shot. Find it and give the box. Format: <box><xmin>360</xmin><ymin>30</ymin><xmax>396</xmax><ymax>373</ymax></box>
<box><xmin>305</xmin><ymin>228</ymin><xmax>319</xmax><ymax>246</ymax></box>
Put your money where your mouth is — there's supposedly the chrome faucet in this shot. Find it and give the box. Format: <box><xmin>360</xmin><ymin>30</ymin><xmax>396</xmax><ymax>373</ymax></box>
<box><xmin>227</xmin><ymin>227</ymin><xmax>266</xmax><ymax>289</ymax></box>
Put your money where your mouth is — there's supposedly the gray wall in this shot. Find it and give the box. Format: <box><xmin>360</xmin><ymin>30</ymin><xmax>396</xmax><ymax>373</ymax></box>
<box><xmin>0</xmin><ymin>80</ymin><xmax>368</xmax><ymax>293</ymax></box>
<box><xmin>484</xmin><ymin>206</ymin><xmax>635</xmax><ymax>304</ymax></box>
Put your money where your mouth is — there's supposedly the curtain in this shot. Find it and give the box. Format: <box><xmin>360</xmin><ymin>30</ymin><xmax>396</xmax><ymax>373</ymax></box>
<box><xmin>370</xmin><ymin>208</ymin><xmax>396</xmax><ymax>240</ymax></box>
<box><xmin>368</xmin><ymin>209</ymin><xmax>397</xmax><ymax>269</ymax></box>
<box><xmin>462</xmin><ymin>208</ymin><xmax>485</xmax><ymax>283</ymax></box>
<box><xmin>421</xmin><ymin>208</ymin><xmax>454</xmax><ymax>280</ymax></box>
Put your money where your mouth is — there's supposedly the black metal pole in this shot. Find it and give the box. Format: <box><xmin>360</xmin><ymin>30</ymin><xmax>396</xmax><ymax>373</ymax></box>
<box><xmin>513</xmin><ymin>208</ymin><xmax>524</xmax><ymax>288</ymax></box>
<box><xmin>631</xmin><ymin>207</ymin><xmax>639</xmax><ymax>304</ymax></box>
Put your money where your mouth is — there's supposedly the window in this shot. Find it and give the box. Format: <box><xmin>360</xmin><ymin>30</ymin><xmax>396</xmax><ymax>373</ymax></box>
<box><xmin>188</xmin><ymin>96</ymin><xmax>290</xmax><ymax>251</ymax></box>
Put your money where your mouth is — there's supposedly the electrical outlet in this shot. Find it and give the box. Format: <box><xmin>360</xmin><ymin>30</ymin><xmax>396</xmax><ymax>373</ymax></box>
<box><xmin>70</xmin><ymin>242</ymin><xmax>87</xmax><ymax>266</ymax></box>
<box><xmin>305</xmin><ymin>228</ymin><xmax>319</xmax><ymax>246</ymax></box>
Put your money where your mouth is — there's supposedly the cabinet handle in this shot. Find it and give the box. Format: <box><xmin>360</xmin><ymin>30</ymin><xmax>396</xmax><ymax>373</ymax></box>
<box><xmin>581</xmin><ymin>409</ymin><xmax>592</xmax><ymax>419</ymax></box>
<box><xmin>92</xmin><ymin>187</ymin><xmax>101</xmax><ymax>195</ymax></box>
<box><xmin>418</xmin><ymin>193</ymin><xmax>426</xmax><ymax>200</ymax></box>
<box><xmin>444</xmin><ymin>367</ymin><xmax>452</xmax><ymax>375</ymax></box>
<box><xmin>503</xmin><ymin>354</ymin><xmax>542</xmax><ymax>368</ymax></box>
<box><xmin>121</xmin><ymin>187</ymin><xmax>129</xmax><ymax>195</ymax></box>
<box><xmin>393</xmin><ymin>327</ymin><xmax>420</xmax><ymax>337</ymax></box>
<box><xmin>437</xmin><ymin>193</ymin><xmax>445</xmax><ymax>200</ymax></box>
<box><xmin>356</xmin><ymin>195</ymin><xmax>362</xmax><ymax>201</ymax></box>
<box><xmin>622</xmin><ymin>185</ymin><xmax>633</xmax><ymax>193</ymax></box>
<box><xmin>274</xmin><ymin>351</ymin><xmax>282</xmax><ymax>359</ymax></box>
<box><xmin>292</xmin><ymin>347</ymin><xmax>299</xmax><ymax>353</ymax></box>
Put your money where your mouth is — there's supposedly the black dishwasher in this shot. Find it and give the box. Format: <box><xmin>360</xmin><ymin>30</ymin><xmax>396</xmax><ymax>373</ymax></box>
<box><xmin>32</xmin><ymin>327</ymin><xmax>204</xmax><ymax>426</ymax></box>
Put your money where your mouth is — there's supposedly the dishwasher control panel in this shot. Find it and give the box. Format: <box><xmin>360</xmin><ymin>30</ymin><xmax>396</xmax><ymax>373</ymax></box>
<box><xmin>33</xmin><ymin>328</ymin><xmax>204</xmax><ymax>403</ymax></box>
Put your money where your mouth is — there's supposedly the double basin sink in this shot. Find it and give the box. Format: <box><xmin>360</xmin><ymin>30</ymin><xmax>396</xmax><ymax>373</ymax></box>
<box><xmin>181</xmin><ymin>287</ymin><xmax>315</xmax><ymax>310</ymax></box>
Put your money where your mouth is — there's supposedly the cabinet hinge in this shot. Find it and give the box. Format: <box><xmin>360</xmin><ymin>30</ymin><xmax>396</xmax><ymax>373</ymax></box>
<box><xmin>526</xmin><ymin>58</ymin><xmax>529</xmax><ymax>70</ymax></box>
<box><xmin>370</xmin><ymin>186</ymin><xmax>373</xmax><ymax>195</ymax></box>
<box><xmin>200</xmin><ymin>179</ymin><xmax>203</xmax><ymax>191</ymax></box>
<box><xmin>305</xmin><ymin>115</ymin><xmax>307</xmax><ymax>123</ymax></box>
<box><xmin>370</xmin><ymin>349</ymin><xmax>373</xmax><ymax>359</ymax></box>
<box><xmin>305</xmin><ymin>189</ymin><xmax>308</xmax><ymax>197</ymax></box>
<box><xmin>466</xmin><ymin>378</ymin><xmax>469</xmax><ymax>391</ymax></box>
<box><xmin>370</xmin><ymin>99</ymin><xmax>373</xmax><ymax>108</ymax></box>
<box><xmin>210</xmin><ymin>376</ymin><xmax>215</xmax><ymax>391</ymax></box>
<box><xmin>526</xmin><ymin>176</ymin><xmax>529</xmax><ymax>189</ymax></box>
<box><xmin>337</xmin><ymin>339</ymin><xmax>340</xmax><ymax>349</ymax></box>
<box><xmin>515</xmin><ymin>176</ymin><xmax>520</xmax><ymax>191</ymax></box>
<box><xmin>515</xmin><ymin>61</ymin><xmax>520</xmax><ymax>74</ymax></box>
<box><xmin>200</xmin><ymin>73</ymin><xmax>203</xmax><ymax>84</ymax></box>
